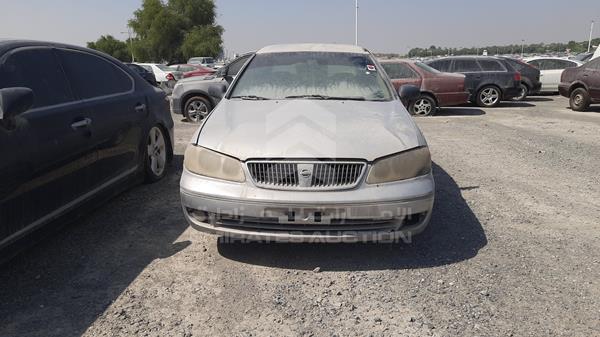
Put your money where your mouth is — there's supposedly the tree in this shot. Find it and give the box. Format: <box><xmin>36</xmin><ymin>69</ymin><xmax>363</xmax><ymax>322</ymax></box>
<box><xmin>87</xmin><ymin>35</ymin><xmax>131</xmax><ymax>62</ymax></box>
<box><xmin>181</xmin><ymin>25</ymin><xmax>224</xmax><ymax>59</ymax></box>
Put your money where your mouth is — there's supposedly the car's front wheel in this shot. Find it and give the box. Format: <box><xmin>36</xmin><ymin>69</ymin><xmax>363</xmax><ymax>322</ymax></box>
<box><xmin>476</xmin><ymin>86</ymin><xmax>501</xmax><ymax>107</ymax></box>
<box><xmin>409</xmin><ymin>95</ymin><xmax>436</xmax><ymax>116</ymax></box>
<box><xmin>569</xmin><ymin>88</ymin><xmax>591</xmax><ymax>112</ymax></box>
<box><xmin>145</xmin><ymin>126</ymin><xmax>168</xmax><ymax>182</ymax></box>
<box><xmin>184</xmin><ymin>96</ymin><xmax>212</xmax><ymax>123</ymax></box>
<box><xmin>513</xmin><ymin>83</ymin><xmax>529</xmax><ymax>101</ymax></box>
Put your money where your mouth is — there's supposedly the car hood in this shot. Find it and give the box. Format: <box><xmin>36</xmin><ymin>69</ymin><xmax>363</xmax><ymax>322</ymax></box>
<box><xmin>195</xmin><ymin>99</ymin><xmax>426</xmax><ymax>162</ymax></box>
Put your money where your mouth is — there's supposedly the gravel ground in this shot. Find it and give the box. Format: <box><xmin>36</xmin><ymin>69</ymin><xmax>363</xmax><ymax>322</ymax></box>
<box><xmin>1</xmin><ymin>96</ymin><xmax>599</xmax><ymax>337</ymax></box>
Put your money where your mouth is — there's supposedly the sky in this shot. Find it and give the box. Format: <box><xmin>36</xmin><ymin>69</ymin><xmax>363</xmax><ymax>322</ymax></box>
<box><xmin>1</xmin><ymin>0</ymin><xmax>599</xmax><ymax>56</ymax></box>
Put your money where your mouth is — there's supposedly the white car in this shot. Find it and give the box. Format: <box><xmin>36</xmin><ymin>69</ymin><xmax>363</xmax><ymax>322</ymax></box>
<box><xmin>135</xmin><ymin>63</ymin><xmax>183</xmax><ymax>83</ymax></box>
<box><xmin>524</xmin><ymin>57</ymin><xmax>582</xmax><ymax>92</ymax></box>
<box><xmin>187</xmin><ymin>57</ymin><xmax>215</xmax><ymax>69</ymax></box>
<box><xmin>592</xmin><ymin>47</ymin><xmax>600</xmax><ymax>61</ymax></box>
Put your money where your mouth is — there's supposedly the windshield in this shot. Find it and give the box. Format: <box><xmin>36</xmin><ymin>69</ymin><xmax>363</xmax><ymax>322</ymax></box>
<box><xmin>230</xmin><ymin>52</ymin><xmax>393</xmax><ymax>101</ymax></box>
<box><xmin>415</xmin><ymin>62</ymin><xmax>441</xmax><ymax>74</ymax></box>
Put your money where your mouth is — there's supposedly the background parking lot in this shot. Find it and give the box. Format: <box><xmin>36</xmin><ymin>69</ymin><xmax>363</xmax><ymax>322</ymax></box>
<box><xmin>1</xmin><ymin>96</ymin><xmax>598</xmax><ymax>337</ymax></box>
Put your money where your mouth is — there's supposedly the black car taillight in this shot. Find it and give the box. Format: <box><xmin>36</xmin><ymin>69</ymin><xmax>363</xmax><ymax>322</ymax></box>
<box><xmin>514</xmin><ymin>72</ymin><xmax>521</xmax><ymax>81</ymax></box>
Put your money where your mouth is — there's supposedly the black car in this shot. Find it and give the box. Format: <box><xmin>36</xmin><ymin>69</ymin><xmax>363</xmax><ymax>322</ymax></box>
<box><xmin>499</xmin><ymin>57</ymin><xmax>542</xmax><ymax>101</ymax></box>
<box><xmin>126</xmin><ymin>63</ymin><xmax>158</xmax><ymax>86</ymax></box>
<box><xmin>0</xmin><ymin>40</ymin><xmax>174</xmax><ymax>260</ymax></box>
<box><xmin>426</xmin><ymin>56</ymin><xmax>522</xmax><ymax>107</ymax></box>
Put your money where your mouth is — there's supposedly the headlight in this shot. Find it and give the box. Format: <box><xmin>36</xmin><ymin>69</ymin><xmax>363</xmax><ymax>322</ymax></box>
<box><xmin>366</xmin><ymin>147</ymin><xmax>431</xmax><ymax>184</ymax></box>
<box><xmin>184</xmin><ymin>145</ymin><xmax>246</xmax><ymax>182</ymax></box>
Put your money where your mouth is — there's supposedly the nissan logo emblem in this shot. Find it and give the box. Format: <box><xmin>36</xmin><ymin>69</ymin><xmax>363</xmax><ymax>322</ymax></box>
<box><xmin>300</xmin><ymin>169</ymin><xmax>312</xmax><ymax>178</ymax></box>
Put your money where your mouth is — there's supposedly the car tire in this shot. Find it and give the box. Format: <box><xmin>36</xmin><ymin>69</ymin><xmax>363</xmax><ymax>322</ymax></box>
<box><xmin>409</xmin><ymin>95</ymin><xmax>436</xmax><ymax>116</ymax></box>
<box><xmin>476</xmin><ymin>85</ymin><xmax>501</xmax><ymax>107</ymax></box>
<box><xmin>144</xmin><ymin>126</ymin><xmax>168</xmax><ymax>183</ymax></box>
<box><xmin>513</xmin><ymin>83</ymin><xmax>529</xmax><ymax>101</ymax></box>
<box><xmin>184</xmin><ymin>96</ymin><xmax>212</xmax><ymax>123</ymax></box>
<box><xmin>569</xmin><ymin>88</ymin><xmax>591</xmax><ymax>112</ymax></box>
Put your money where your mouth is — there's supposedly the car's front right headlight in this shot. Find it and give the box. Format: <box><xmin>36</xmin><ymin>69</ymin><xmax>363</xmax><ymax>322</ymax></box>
<box><xmin>184</xmin><ymin>145</ymin><xmax>246</xmax><ymax>182</ymax></box>
<box><xmin>366</xmin><ymin>147</ymin><xmax>431</xmax><ymax>184</ymax></box>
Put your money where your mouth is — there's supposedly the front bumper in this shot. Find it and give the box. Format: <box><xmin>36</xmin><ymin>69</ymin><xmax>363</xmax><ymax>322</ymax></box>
<box><xmin>180</xmin><ymin>169</ymin><xmax>435</xmax><ymax>242</ymax></box>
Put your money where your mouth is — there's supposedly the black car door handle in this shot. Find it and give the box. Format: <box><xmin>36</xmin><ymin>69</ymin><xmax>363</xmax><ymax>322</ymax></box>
<box><xmin>71</xmin><ymin>118</ymin><xmax>92</xmax><ymax>130</ymax></box>
<box><xmin>135</xmin><ymin>103</ymin><xmax>147</xmax><ymax>113</ymax></box>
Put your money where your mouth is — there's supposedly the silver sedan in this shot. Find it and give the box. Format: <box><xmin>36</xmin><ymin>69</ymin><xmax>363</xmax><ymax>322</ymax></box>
<box><xmin>180</xmin><ymin>44</ymin><xmax>435</xmax><ymax>242</ymax></box>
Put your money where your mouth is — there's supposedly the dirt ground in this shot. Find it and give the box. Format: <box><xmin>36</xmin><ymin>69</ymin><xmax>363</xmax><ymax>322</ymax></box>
<box><xmin>1</xmin><ymin>96</ymin><xmax>599</xmax><ymax>337</ymax></box>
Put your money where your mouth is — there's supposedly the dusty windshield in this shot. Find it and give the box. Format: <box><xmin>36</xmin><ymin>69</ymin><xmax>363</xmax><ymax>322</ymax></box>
<box><xmin>230</xmin><ymin>52</ymin><xmax>393</xmax><ymax>101</ymax></box>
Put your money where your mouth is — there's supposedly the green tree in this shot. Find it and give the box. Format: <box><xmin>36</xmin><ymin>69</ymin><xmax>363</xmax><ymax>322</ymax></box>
<box><xmin>87</xmin><ymin>35</ymin><xmax>131</xmax><ymax>62</ymax></box>
<box><xmin>181</xmin><ymin>25</ymin><xmax>224</xmax><ymax>59</ymax></box>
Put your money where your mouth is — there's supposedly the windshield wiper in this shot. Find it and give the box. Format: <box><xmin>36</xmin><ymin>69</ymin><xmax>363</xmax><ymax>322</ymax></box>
<box><xmin>230</xmin><ymin>95</ymin><xmax>270</xmax><ymax>100</ymax></box>
<box><xmin>285</xmin><ymin>95</ymin><xmax>366</xmax><ymax>101</ymax></box>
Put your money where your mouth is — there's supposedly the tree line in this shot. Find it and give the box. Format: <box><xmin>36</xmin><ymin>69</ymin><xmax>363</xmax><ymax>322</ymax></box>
<box><xmin>87</xmin><ymin>0</ymin><xmax>223</xmax><ymax>64</ymax></box>
<box><xmin>404</xmin><ymin>39</ymin><xmax>600</xmax><ymax>58</ymax></box>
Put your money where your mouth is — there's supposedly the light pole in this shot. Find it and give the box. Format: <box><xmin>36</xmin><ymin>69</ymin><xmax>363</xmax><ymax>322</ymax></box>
<box><xmin>121</xmin><ymin>27</ymin><xmax>135</xmax><ymax>62</ymax></box>
<box><xmin>521</xmin><ymin>39</ymin><xmax>525</xmax><ymax>58</ymax></box>
<box><xmin>355</xmin><ymin>0</ymin><xmax>359</xmax><ymax>45</ymax></box>
<box><xmin>588</xmin><ymin>20</ymin><xmax>595</xmax><ymax>53</ymax></box>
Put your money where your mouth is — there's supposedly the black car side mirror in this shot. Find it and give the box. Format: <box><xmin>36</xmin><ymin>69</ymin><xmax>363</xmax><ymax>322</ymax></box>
<box><xmin>0</xmin><ymin>87</ymin><xmax>34</xmax><ymax>121</ymax></box>
<box><xmin>208</xmin><ymin>83</ymin><xmax>228</xmax><ymax>99</ymax></box>
<box><xmin>398</xmin><ymin>85</ymin><xmax>420</xmax><ymax>106</ymax></box>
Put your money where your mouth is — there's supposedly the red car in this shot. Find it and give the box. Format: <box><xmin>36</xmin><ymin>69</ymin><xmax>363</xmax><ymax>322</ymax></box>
<box><xmin>170</xmin><ymin>64</ymin><xmax>216</xmax><ymax>78</ymax></box>
<box><xmin>381</xmin><ymin>60</ymin><xmax>469</xmax><ymax>116</ymax></box>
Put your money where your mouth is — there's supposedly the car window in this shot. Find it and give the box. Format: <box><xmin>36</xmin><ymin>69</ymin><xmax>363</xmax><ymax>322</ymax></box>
<box><xmin>381</xmin><ymin>63</ymin><xmax>419</xmax><ymax>79</ymax></box>
<box><xmin>453</xmin><ymin>59</ymin><xmax>482</xmax><ymax>72</ymax></box>
<box><xmin>527</xmin><ymin>60</ymin><xmax>541</xmax><ymax>69</ymax></box>
<box><xmin>231</xmin><ymin>52</ymin><xmax>393</xmax><ymax>101</ymax></box>
<box><xmin>427</xmin><ymin>59</ymin><xmax>451</xmax><ymax>72</ymax></box>
<box><xmin>227</xmin><ymin>55</ymin><xmax>251</xmax><ymax>76</ymax></box>
<box><xmin>560</xmin><ymin>60</ymin><xmax>579</xmax><ymax>69</ymax></box>
<box><xmin>0</xmin><ymin>47</ymin><xmax>74</xmax><ymax>109</ymax></box>
<box><xmin>59</xmin><ymin>49</ymin><xmax>133</xmax><ymax>99</ymax></box>
<box><xmin>478</xmin><ymin>59</ymin><xmax>506</xmax><ymax>72</ymax></box>
<box><xmin>414</xmin><ymin>62</ymin><xmax>441</xmax><ymax>74</ymax></box>
<box><xmin>155</xmin><ymin>64</ymin><xmax>172</xmax><ymax>72</ymax></box>
<box><xmin>585</xmin><ymin>58</ymin><xmax>600</xmax><ymax>70</ymax></box>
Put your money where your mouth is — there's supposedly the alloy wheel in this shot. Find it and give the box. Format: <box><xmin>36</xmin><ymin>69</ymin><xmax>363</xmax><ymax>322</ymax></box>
<box><xmin>147</xmin><ymin>127</ymin><xmax>166</xmax><ymax>177</ymax></box>
<box><xmin>186</xmin><ymin>100</ymin><xmax>209</xmax><ymax>122</ymax></box>
<box><xmin>480</xmin><ymin>88</ymin><xmax>500</xmax><ymax>106</ymax></box>
<box><xmin>413</xmin><ymin>98</ymin><xmax>433</xmax><ymax>116</ymax></box>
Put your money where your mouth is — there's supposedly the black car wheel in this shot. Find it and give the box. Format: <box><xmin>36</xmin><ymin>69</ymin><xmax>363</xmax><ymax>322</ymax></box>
<box><xmin>476</xmin><ymin>86</ymin><xmax>501</xmax><ymax>107</ymax></box>
<box><xmin>184</xmin><ymin>96</ymin><xmax>212</xmax><ymax>123</ymax></box>
<box><xmin>569</xmin><ymin>88</ymin><xmax>591</xmax><ymax>112</ymax></box>
<box><xmin>513</xmin><ymin>83</ymin><xmax>529</xmax><ymax>101</ymax></box>
<box><xmin>145</xmin><ymin>126</ymin><xmax>168</xmax><ymax>182</ymax></box>
<box><xmin>409</xmin><ymin>95</ymin><xmax>436</xmax><ymax>116</ymax></box>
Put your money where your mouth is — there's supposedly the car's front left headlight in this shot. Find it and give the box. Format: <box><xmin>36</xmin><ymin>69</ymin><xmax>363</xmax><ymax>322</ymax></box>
<box><xmin>184</xmin><ymin>145</ymin><xmax>246</xmax><ymax>182</ymax></box>
<box><xmin>366</xmin><ymin>147</ymin><xmax>431</xmax><ymax>184</ymax></box>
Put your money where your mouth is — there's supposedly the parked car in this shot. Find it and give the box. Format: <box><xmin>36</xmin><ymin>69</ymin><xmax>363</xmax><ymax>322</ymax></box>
<box><xmin>499</xmin><ymin>57</ymin><xmax>542</xmax><ymax>100</ymax></box>
<box><xmin>572</xmin><ymin>52</ymin><xmax>594</xmax><ymax>63</ymax></box>
<box><xmin>380</xmin><ymin>60</ymin><xmax>469</xmax><ymax>116</ymax></box>
<box><xmin>126</xmin><ymin>63</ymin><xmax>158</xmax><ymax>86</ymax></box>
<box><xmin>0</xmin><ymin>40</ymin><xmax>174</xmax><ymax>259</ymax></box>
<box><xmin>559</xmin><ymin>57</ymin><xmax>600</xmax><ymax>111</ymax></box>
<box><xmin>187</xmin><ymin>57</ymin><xmax>215</xmax><ymax>69</ymax></box>
<box><xmin>592</xmin><ymin>47</ymin><xmax>600</xmax><ymax>61</ymax></box>
<box><xmin>135</xmin><ymin>63</ymin><xmax>183</xmax><ymax>95</ymax></box>
<box><xmin>426</xmin><ymin>56</ymin><xmax>522</xmax><ymax>107</ymax></box>
<box><xmin>171</xmin><ymin>53</ymin><xmax>254</xmax><ymax>123</ymax></box>
<box><xmin>169</xmin><ymin>64</ymin><xmax>216</xmax><ymax>78</ymax></box>
<box><xmin>524</xmin><ymin>57</ymin><xmax>582</xmax><ymax>93</ymax></box>
<box><xmin>180</xmin><ymin>44</ymin><xmax>434</xmax><ymax>242</ymax></box>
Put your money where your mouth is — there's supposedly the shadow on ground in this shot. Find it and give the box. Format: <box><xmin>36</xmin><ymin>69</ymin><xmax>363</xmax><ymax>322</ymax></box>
<box><xmin>218</xmin><ymin>163</ymin><xmax>487</xmax><ymax>271</ymax></box>
<box><xmin>524</xmin><ymin>96</ymin><xmax>554</xmax><ymax>102</ymax></box>
<box><xmin>435</xmin><ymin>108</ymin><xmax>486</xmax><ymax>116</ymax></box>
<box><xmin>0</xmin><ymin>156</ymin><xmax>188</xmax><ymax>337</ymax></box>
<box><xmin>497</xmin><ymin>101</ymin><xmax>536</xmax><ymax>108</ymax></box>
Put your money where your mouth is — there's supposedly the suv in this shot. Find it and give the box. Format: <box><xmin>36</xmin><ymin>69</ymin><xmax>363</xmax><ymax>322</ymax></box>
<box><xmin>499</xmin><ymin>57</ymin><xmax>542</xmax><ymax>100</ymax></box>
<box><xmin>180</xmin><ymin>44</ymin><xmax>434</xmax><ymax>242</ymax></box>
<box><xmin>559</xmin><ymin>57</ymin><xmax>600</xmax><ymax>111</ymax></box>
<box><xmin>426</xmin><ymin>56</ymin><xmax>522</xmax><ymax>107</ymax></box>
<box><xmin>171</xmin><ymin>53</ymin><xmax>253</xmax><ymax>123</ymax></box>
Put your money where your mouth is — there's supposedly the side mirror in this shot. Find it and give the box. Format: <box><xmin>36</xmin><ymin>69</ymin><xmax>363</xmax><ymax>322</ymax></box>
<box><xmin>208</xmin><ymin>83</ymin><xmax>228</xmax><ymax>99</ymax></box>
<box><xmin>0</xmin><ymin>87</ymin><xmax>34</xmax><ymax>121</ymax></box>
<box><xmin>398</xmin><ymin>85</ymin><xmax>420</xmax><ymax>106</ymax></box>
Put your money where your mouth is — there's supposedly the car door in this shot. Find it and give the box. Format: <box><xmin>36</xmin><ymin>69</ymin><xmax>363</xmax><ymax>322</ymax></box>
<box><xmin>451</xmin><ymin>59</ymin><xmax>483</xmax><ymax>95</ymax></box>
<box><xmin>583</xmin><ymin>58</ymin><xmax>600</xmax><ymax>98</ymax></box>
<box><xmin>57</xmin><ymin>48</ymin><xmax>145</xmax><ymax>190</ymax></box>
<box><xmin>539</xmin><ymin>59</ymin><xmax>564</xmax><ymax>91</ymax></box>
<box><xmin>381</xmin><ymin>63</ymin><xmax>422</xmax><ymax>91</ymax></box>
<box><xmin>0</xmin><ymin>47</ymin><xmax>97</xmax><ymax>247</ymax></box>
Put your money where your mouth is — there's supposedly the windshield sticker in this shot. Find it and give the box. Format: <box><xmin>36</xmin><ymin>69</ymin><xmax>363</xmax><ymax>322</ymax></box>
<box><xmin>367</xmin><ymin>65</ymin><xmax>377</xmax><ymax>71</ymax></box>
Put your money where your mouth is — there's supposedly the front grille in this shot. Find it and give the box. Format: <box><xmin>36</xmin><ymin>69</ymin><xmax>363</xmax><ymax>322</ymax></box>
<box><xmin>247</xmin><ymin>161</ymin><xmax>366</xmax><ymax>190</ymax></box>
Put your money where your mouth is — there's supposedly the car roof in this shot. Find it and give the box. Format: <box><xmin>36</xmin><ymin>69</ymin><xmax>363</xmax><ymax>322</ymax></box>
<box><xmin>256</xmin><ymin>43</ymin><xmax>369</xmax><ymax>55</ymax></box>
<box><xmin>0</xmin><ymin>39</ymin><xmax>103</xmax><ymax>57</ymax></box>
<box><xmin>429</xmin><ymin>56</ymin><xmax>505</xmax><ymax>61</ymax></box>
<box><xmin>379</xmin><ymin>59</ymin><xmax>414</xmax><ymax>64</ymax></box>
<box><xmin>523</xmin><ymin>56</ymin><xmax>583</xmax><ymax>64</ymax></box>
